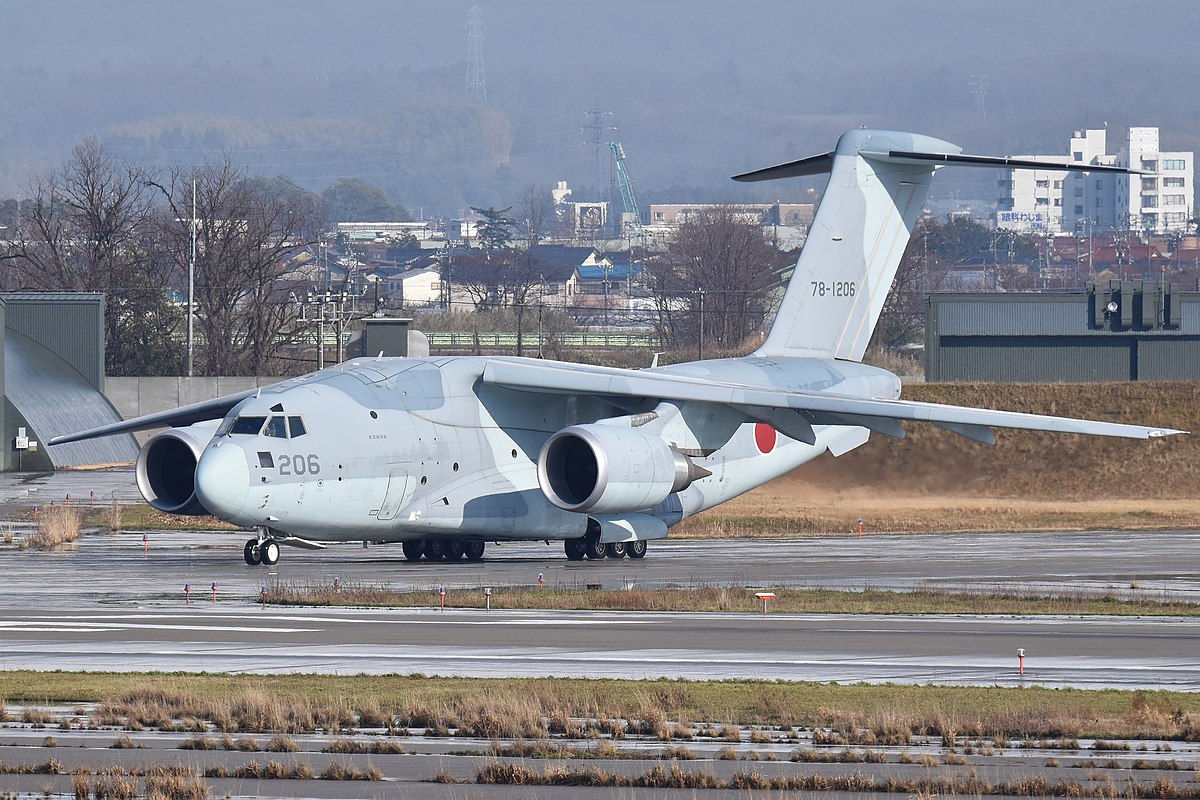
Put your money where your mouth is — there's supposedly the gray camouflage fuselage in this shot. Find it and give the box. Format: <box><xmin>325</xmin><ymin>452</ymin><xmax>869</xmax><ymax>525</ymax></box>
<box><xmin>195</xmin><ymin>355</ymin><xmax>897</xmax><ymax>543</ymax></box>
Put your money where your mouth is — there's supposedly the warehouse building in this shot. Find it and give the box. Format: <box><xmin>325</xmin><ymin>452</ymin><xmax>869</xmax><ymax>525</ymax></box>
<box><xmin>926</xmin><ymin>282</ymin><xmax>1200</xmax><ymax>381</ymax></box>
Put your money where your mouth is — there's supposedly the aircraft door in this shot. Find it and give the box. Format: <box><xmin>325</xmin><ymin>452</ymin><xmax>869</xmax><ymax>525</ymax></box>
<box><xmin>378</xmin><ymin>469</ymin><xmax>416</xmax><ymax>521</ymax></box>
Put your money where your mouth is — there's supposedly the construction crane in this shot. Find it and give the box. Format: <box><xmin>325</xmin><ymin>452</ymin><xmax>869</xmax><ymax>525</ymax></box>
<box><xmin>609</xmin><ymin>141</ymin><xmax>645</xmax><ymax>243</ymax></box>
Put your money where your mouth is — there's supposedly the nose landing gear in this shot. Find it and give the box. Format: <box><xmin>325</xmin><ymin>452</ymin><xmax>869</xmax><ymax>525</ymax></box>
<box><xmin>244</xmin><ymin>529</ymin><xmax>280</xmax><ymax>567</ymax></box>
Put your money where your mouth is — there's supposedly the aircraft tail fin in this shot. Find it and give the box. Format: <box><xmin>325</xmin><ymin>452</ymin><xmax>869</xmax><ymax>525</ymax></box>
<box><xmin>736</xmin><ymin>130</ymin><xmax>1135</xmax><ymax>362</ymax></box>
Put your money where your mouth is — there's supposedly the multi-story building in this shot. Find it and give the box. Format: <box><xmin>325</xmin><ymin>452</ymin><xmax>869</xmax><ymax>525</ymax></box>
<box><xmin>997</xmin><ymin>127</ymin><xmax>1193</xmax><ymax>235</ymax></box>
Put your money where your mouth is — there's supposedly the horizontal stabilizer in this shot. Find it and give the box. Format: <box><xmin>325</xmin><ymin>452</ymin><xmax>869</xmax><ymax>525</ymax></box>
<box><xmin>876</xmin><ymin>150</ymin><xmax>1144</xmax><ymax>175</ymax></box>
<box><xmin>733</xmin><ymin>148</ymin><xmax>1142</xmax><ymax>185</ymax></box>
<box><xmin>732</xmin><ymin>152</ymin><xmax>834</xmax><ymax>182</ymax></box>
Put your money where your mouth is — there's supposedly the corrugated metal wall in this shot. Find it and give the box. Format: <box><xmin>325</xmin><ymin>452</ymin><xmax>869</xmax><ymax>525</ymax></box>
<box><xmin>927</xmin><ymin>292</ymin><xmax>1200</xmax><ymax>381</ymax></box>
<box><xmin>1</xmin><ymin>293</ymin><xmax>105</xmax><ymax>390</ymax></box>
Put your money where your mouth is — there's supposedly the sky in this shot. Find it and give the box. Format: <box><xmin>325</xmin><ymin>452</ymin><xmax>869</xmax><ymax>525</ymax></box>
<box><xmin>3</xmin><ymin>1</ymin><xmax>1199</xmax><ymax>214</ymax></box>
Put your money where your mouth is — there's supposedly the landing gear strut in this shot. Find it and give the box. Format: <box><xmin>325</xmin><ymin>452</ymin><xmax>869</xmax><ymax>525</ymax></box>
<box><xmin>244</xmin><ymin>529</ymin><xmax>280</xmax><ymax>567</ymax></box>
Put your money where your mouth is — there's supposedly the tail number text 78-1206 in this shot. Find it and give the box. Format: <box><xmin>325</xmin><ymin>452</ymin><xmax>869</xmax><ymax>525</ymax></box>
<box><xmin>811</xmin><ymin>281</ymin><xmax>856</xmax><ymax>298</ymax></box>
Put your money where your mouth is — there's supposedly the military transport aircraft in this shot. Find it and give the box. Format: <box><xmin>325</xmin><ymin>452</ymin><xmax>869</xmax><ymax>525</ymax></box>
<box><xmin>51</xmin><ymin>130</ymin><xmax>1182</xmax><ymax>566</ymax></box>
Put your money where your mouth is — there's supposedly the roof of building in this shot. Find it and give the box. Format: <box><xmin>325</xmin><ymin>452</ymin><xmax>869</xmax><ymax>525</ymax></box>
<box><xmin>577</xmin><ymin>263</ymin><xmax>644</xmax><ymax>281</ymax></box>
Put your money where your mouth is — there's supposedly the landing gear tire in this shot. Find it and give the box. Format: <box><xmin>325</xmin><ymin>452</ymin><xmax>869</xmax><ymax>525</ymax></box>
<box><xmin>446</xmin><ymin>539</ymin><xmax>466</xmax><ymax>561</ymax></box>
<box><xmin>627</xmin><ymin>540</ymin><xmax>647</xmax><ymax>559</ymax></box>
<box><xmin>564</xmin><ymin>538</ymin><xmax>586</xmax><ymax>561</ymax></box>
<box><xmin>464</xmin><ymin>540</ymin><xmax>486</xmax><ymax>561</ymax></box>
<box><xmin>424</xmin><ymin>538</ymin><xmax>447</xmax><ymax>561</ymax></box>
<box><xmin>605</xmin><ymin>542</ymin><xmax>627</xmax><ymax>559</ymax></box>
<box><xmin>260</xmin><ymin>539</ymin><xmax>280</xmax><ymax>566</ymax></box>
<box><xmin>243</xmin><ymin>539</ymin><xmax>261</xmax><ymax>566</ymax></box>
<box><xmin>583</xmin><ymin>534</ymin><xmax>607</xmax><ymax>560</ymax></box>
<box><xmin>401</xmin><ymin>540</ymin><xmax>424</xmax><ymax>561</ymax></box>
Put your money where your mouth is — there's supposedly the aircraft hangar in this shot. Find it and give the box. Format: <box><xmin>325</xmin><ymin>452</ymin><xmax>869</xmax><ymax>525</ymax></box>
<box><xmin>925</xmin><ymin>281</ymin><xmax>1200</xmax><ymax>381</ymax></box>
<box><xmin>0</xmin><ymin>293</ymin><xmax>137</xmax><ymax>471</ymax></box>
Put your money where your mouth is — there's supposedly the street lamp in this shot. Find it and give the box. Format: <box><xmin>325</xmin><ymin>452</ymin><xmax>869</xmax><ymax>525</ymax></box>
<box><xmin>145</xmin><ymin>178</ymin><xmax>196</xmax><ymax>376</ymax></box>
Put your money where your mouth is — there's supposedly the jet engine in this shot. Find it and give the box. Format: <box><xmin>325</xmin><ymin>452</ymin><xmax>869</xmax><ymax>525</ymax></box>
<box><xmin>135</xmin><ymin>422</ymin><xmax>219</xmax><ymax>516</ymax></box>
<box><xmin>537</xmin><ymin>424</ymin><xmax>708</xmax><ymax>514</ymax></box>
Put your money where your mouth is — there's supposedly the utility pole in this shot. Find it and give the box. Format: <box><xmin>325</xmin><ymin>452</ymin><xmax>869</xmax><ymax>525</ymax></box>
<box><xmin>697</xmin><ymin>289</ymin><xmax>705</xmax><ymax>361</ymax></box>
<box><xmin>187</xmin><ymin>178</ymin><xmax>196</xmax><ymax>377</ymax></box>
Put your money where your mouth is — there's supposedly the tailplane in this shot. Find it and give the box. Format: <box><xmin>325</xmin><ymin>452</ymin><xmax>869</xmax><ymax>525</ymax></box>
<box><xmin>737</xmin><ymin>129</ymin><xmax>1134</xmax><ymax>361</ymax></box>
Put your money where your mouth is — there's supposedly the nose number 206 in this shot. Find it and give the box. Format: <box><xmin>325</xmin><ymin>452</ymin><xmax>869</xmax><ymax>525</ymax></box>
<box><xmin>279</xmin><ymin>454</ymin><xmax>321</xmax><ymax>475</ymax></box>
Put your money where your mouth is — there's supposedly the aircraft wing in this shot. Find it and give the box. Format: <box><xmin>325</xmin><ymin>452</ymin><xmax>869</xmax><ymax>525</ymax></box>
<box><xmin>482</xmin><ymin>360</ymin><xmax>1183</xmax><ymax>442</ymax></box>
<box><xmin>48</xmin><ymin>389</ymin><xmax>258</xmax><ymax>446</ymax></box>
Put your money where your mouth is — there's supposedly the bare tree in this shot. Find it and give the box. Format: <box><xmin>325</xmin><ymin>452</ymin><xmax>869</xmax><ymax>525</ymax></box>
<box><xmin>659</xmin><ymin>205</ymin><xmax>788</xmax><ymax>353</ymax></box>
<box><xmin>159</xmin><ymin>157</ymin><xmax>323</xmax><ymax>375</ymax></box>
<box><xmin>7</xmin><ymin>140</ymin><xmax>182</xmax><ymax>375</ymax></box>
<box><xmin>511</xmin><ymin>185</ymin><xmax>555</xmax><ymax>356</ymax></box>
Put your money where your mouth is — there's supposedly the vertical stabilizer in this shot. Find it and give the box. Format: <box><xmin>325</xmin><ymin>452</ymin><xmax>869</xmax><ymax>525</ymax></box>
<box><xmin>736</xmin><ymin>130</ymin><xmax>958</xmax><ymax>362</ymax></box>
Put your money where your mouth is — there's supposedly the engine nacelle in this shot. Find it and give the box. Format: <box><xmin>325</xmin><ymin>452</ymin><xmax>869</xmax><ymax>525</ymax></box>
<box><xmin>537</xmin><ymin>424</ymin><xmax>706</xmax><ymax>514</ymax></box>
<box><xmin>135</xmin><ymin>422</ymin><xmax>219</xmax><ymax>516</ymax></box>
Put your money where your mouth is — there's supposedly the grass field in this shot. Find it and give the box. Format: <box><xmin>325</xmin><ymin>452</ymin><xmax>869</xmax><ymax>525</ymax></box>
<box><xmin>4</xmin><ymin>672</ymin><xmax>1200</xmax><ymax>741</ymax></box>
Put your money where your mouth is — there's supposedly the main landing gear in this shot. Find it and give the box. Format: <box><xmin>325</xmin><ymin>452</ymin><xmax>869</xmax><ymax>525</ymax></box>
<box><xmin>243</xmin><ymin>533</ymin><xmax>280</xmax><ymax>567</ymax></box>
<box><xmin>564</xmin><ymin>531</ymin><xmax>648</xmax><ymax>561</ymax></box>
<box><xmin>402</xmin><ymin>538</ymin><xmax>487</xmax><ymax>562</ymax></box>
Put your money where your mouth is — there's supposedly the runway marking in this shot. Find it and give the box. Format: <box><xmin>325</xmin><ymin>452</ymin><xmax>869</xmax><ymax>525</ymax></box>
<box><xmin>0</xmin><ymin>621</ymin><xmax>318</xmax><ymax>633</ymax></box>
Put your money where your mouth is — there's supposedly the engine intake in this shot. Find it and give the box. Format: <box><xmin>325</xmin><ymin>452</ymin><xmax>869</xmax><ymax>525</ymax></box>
<box><xmin>135</xmin><ymin>423</ymin><xmax>217</xmax><ymax>516</ymax></box>
<box><xmin>537</xmin><ymin>424</ymin><xmax>708</xmax><ymax>514</ymax></box>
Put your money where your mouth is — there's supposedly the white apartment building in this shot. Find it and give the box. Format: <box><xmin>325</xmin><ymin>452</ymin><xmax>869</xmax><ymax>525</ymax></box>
<box><xmin>997</xmin><ymin>127</ymin><xmax>1193</xmax><ymax>234</ymax></box>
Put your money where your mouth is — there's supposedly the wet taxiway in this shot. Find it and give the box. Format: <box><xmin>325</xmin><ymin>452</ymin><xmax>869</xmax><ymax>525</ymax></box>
<box><xmin>1</xmin><ymin>468</ymin><xmax>1198</xmax><ymax>689</ymax></box>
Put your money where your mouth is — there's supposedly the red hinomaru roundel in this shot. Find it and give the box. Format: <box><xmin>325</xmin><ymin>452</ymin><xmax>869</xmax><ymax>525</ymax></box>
<box><xmin>754</xmin><ymin>422</ymin><xmax>776</xmax><ymax>454</ymax></box>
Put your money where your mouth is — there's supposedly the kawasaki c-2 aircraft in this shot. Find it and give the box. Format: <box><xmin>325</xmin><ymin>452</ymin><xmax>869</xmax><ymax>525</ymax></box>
<box><xmin>51</xmin><ymin>130</ymin><xmax>1182</xmax><ymax>566</ymax></box>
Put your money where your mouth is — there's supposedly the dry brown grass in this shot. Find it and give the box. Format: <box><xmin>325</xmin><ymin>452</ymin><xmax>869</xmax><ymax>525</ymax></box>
<box><xmin>471</xmin><ymin>759</ymin><xmax>1200</xmax><ymax>797</ymax></box>
<box><xmin>206</xmin><ymin>760</ymin><xmax>316</xmax><ymax>781</ymax></box>
<box><xmin>103</xmin><ymin>500</ymin><xmax>122</xmax><ymax>533</ymax></box>
<box><xmin>98</xmin><ymin>686</ymin><xmax>360</xmax><ymax>734</ymax></box>
<box><xmin>324</xmin><ymin>738</ymin><xmax>406</xmax><ymax>755</ymax></box>
<box><xmin>266</xmin><ymin>582</ymin><xmax>1200</xmax><ymax>617</ymax></box>
<box><xmin>671</xmin><ymin>381</ymin><xmax>1200</xmax><ymax>537</ymax></box>
<box><xmin>15</xmin><ymin>672</ymin><xmax>1200</xmax><ymax>744</ymax></box>
<box><xmin>21</xmin><ymin>505</ymin><xmax>81</xmax><ymax>550</ymax></box>
<box><xmin>265</xmin><ymin>734</ymin><xmax>298</xmax><ymax>752</ymax></box>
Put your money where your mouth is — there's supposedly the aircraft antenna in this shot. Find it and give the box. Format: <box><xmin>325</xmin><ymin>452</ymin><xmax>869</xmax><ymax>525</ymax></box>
<box><xmin>465</xmin><ymin>6</ymin><xmax>486</xmax><ymax>102</ymax></box>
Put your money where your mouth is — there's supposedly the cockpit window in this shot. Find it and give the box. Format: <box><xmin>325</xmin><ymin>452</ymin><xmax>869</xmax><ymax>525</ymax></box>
<box><xmin>264</xmin><ymin>416</ymin><xmax>287</xmax><ymax>438</ymax></box>
<box><xmin>287</xmin><ymin>416</ymin><xmax>307</xmax><ymax>438</ymax></box>
<box><xmin>230</xmin><ymin>416</ymin><xmax>267</xmax><ymax>435</ymax></box>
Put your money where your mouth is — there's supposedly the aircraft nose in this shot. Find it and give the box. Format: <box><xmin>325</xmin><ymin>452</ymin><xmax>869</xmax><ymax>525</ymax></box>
<box><xmin>194</xmin><ymin>442</ymin><xmax>250</xmax><ymax>520</ymax></box>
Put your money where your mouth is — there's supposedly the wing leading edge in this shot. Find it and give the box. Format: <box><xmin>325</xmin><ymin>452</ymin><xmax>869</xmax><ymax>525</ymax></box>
<box><xmin>482</xmin><ymin>360</ymin><xmax>1183</xmax><ymax>442</ymax></box>
<box><xmin>47</xmin><ymin>389</ymin><xmax>258</xmax><ymax>446</ymax></box>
